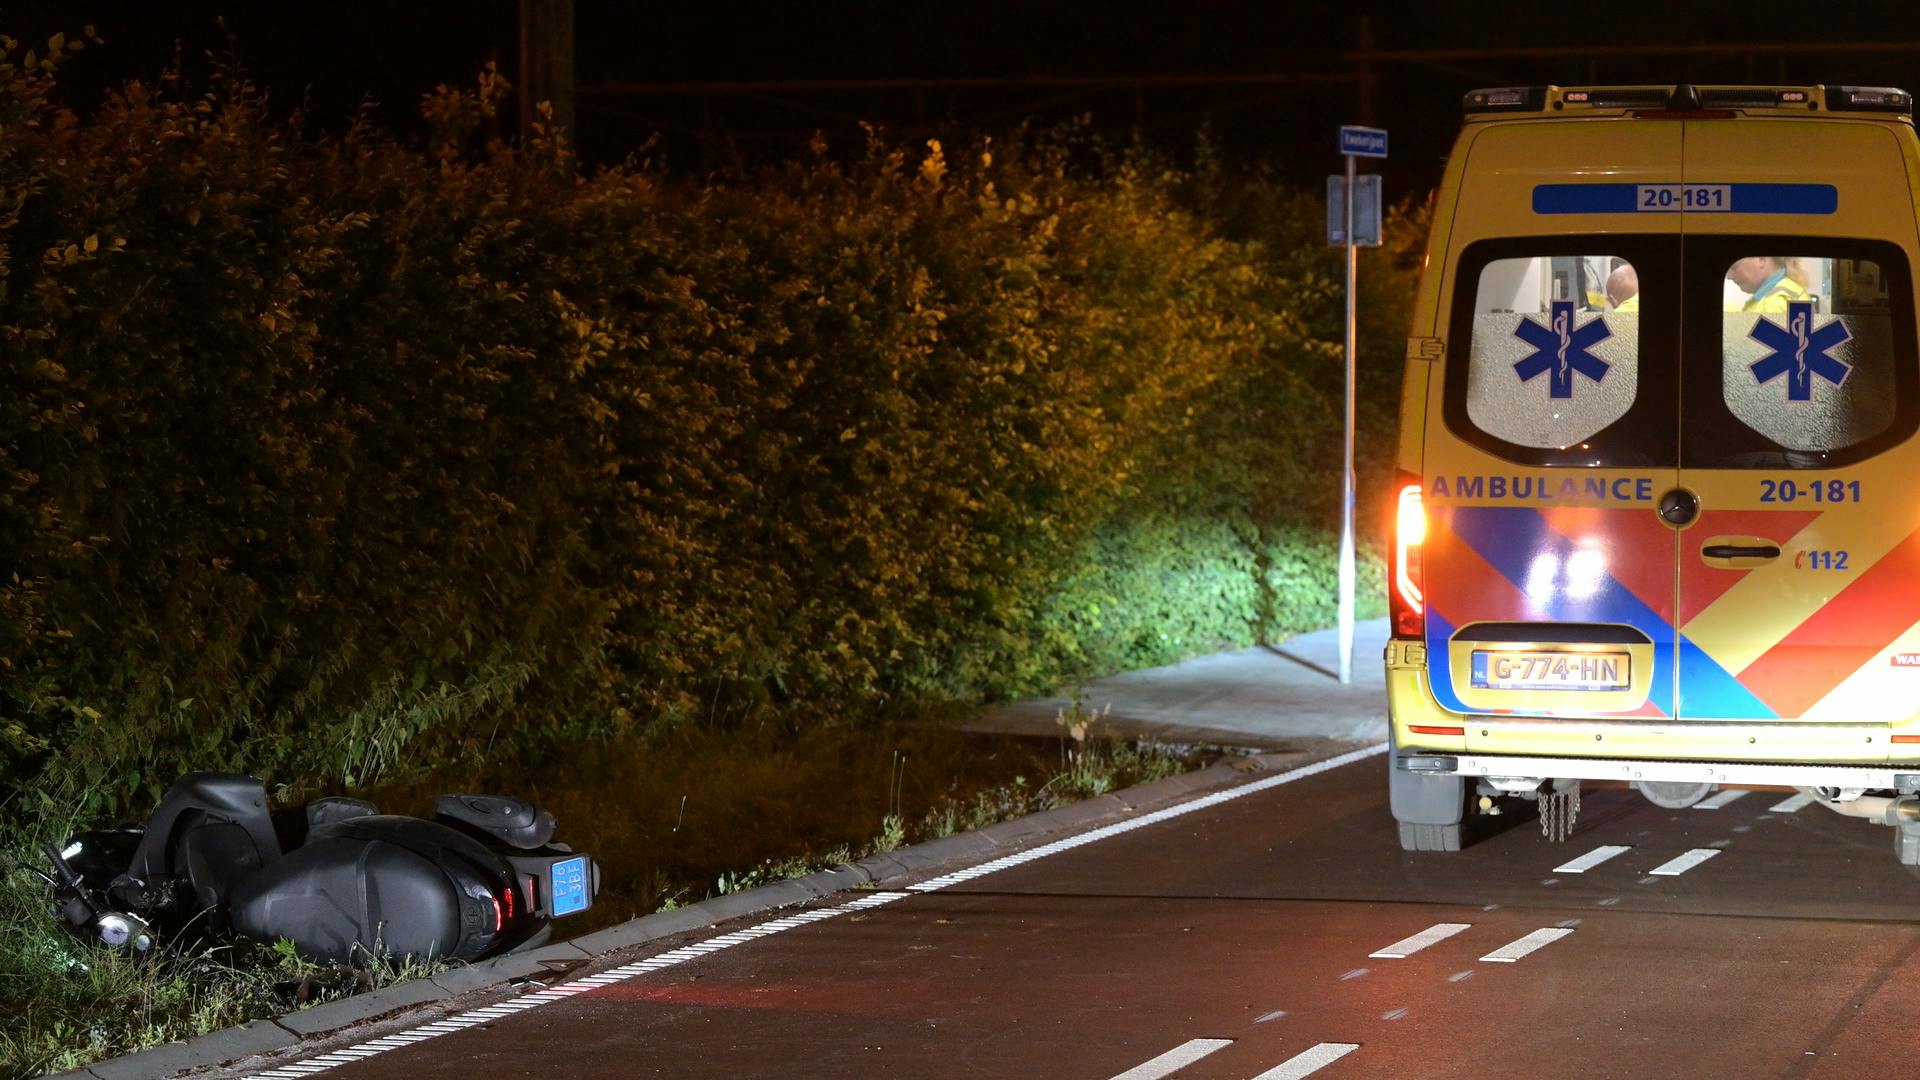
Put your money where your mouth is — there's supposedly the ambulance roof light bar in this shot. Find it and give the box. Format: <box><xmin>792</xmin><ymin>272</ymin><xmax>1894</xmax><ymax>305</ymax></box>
<box><xmin>1462</xmin><ymin>86</ymin><xmax>1548</xmax><ymax>113</ymax></box>
<box><xmin>1827</xmin><ymin>85</ymin><xmax>1913</xmax><ymax>113</ymax></box>
<box><xmin>1463</xmin><ymin>84</ymin><xmax>1913</xmax><ymax>117</ymax></box>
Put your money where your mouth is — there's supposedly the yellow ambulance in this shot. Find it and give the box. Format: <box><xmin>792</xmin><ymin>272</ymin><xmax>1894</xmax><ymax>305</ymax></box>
<box><xmin>1387</xmin><ymin>84</ymin><xmax>1920</xmax><ymax>861</ymax></box>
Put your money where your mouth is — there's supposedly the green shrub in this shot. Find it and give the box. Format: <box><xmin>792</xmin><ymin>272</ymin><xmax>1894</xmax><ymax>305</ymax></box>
<box><xmin>0</xmin><ymin>38</ymin><xmax>1417</xmax><ymax>818</ymax></box>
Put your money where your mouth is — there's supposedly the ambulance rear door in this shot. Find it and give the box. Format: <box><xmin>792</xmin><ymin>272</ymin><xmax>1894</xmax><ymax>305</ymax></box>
<box><xmin>1674</xmin><ymin>118</ymin><xmax>1920</xmax><ymax>726</ymax></box>
<box><xmin>1423</xmin><ymin>120</ymin><xmax>1683</xmax><ymax>719</ymax></box>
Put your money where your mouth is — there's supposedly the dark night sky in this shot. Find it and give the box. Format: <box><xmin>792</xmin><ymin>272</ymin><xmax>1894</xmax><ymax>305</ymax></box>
<box><xmin>14</xmin><ymin>1</ymin><xmax>1920</xmax><ymax>190</ymax></box>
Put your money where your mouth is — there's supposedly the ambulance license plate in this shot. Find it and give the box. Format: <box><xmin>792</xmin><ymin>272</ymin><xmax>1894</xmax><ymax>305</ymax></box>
<box><xmin>1470</xmin><ymin>650</ymin><xmax>1629</xmax><ymax>691</ymax></box>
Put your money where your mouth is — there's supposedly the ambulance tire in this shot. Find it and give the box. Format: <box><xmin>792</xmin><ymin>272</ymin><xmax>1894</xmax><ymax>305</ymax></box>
<box><xmin>1389</xmin><ymin>748</ymin><xmax>1469</xmax><ymax>853</ymax></box>
<box><xmin>1397</xmin><ymin>820</ymin><xmax>1462</xmax><ymax>853</ymax></box>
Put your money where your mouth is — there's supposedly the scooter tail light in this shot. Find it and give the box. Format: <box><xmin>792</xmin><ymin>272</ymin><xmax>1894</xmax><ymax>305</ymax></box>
<box><xmin>1392</xmin><ymin>476</ymin><xmax>1425</xmax><ymax>639</ymax></box>
<box><xmin>489</xmin><ymin>894</ymin><xmax>503</xmax><ymax>934</ymax></box>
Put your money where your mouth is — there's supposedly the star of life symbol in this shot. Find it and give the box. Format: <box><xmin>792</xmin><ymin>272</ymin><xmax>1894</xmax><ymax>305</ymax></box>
<box><xmin>1749</xmin><ymin>300</ymin><xmax>1851</xmax><ymax>401</ymax></box>
<box><xmin>1512</xmin><ymin>300</ymin><xmax>1611</xmax><ymax>399</ymax></box>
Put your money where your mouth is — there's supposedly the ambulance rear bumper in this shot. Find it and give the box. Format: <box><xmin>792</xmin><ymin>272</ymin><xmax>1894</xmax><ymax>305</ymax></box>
<box><xmin>1396</xmin><ymin>752</ymin><xmax>1920</xmax><ymax>793</ymax></box>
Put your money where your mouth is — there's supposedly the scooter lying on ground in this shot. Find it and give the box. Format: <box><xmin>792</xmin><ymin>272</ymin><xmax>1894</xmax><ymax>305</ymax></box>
<box><xmin>35</xmin><ymin>772</ymin><xmax>598</xmax><ymax>965</ymax></box>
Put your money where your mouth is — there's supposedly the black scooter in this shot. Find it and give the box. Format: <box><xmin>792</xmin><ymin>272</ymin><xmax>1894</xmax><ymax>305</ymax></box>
<box><xmin>35</xmin><ymin>772</ymin><xmax>598</xmax><ymax>965</ymax></box>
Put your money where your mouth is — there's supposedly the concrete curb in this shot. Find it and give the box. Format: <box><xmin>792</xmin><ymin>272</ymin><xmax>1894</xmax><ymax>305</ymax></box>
<box><xmin>52</xmin><ymin>745</ymin><xmax>1332</xmax><ymax>1080</ymax></box>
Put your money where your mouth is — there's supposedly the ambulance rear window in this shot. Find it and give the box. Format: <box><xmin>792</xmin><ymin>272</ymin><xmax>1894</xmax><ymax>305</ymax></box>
<box><xmin>1717</xmin><ymin>255</ymin><xmax>1899</xmax><ymax>455</ymax></box>
<box><xmin>1685</xmin><ymin>237</ymin><xmax>1917</xmax><ymax>468</ymax></box>
<box><xmin>1465</xmin><ymin>254</ymin><xmax>1639</xmax><ymax>449</ymax></box>
<box><xmin>1448</xmin><ymin>240</ymin><xmax>1674</xmax><ymax>465</ymax></box>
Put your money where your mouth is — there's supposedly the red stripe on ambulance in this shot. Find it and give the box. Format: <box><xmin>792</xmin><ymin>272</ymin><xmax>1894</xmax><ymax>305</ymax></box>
<box><xmin>1537</xmin><ymin>505</ymin><xmax>1683</xmax><ymax>624</ymax></box>
<box><xmin>1425</xmin><ymin>506</ymin><xmax>1543</xmax><ymax>625</ymax></box>
<box><xmin>1737</xmin><ymin>526</ymin><xmax>1920</xmax><ymax>717</ymax></box>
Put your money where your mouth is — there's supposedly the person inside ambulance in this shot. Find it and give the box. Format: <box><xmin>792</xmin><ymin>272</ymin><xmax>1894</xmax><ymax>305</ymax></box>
<box><xmin>1724</xmin><ymin>255</ymin><xmax>1812</xmax><ymax>312</ymax></box>
<box><xmin>1605</xmin><ymin>264</ymin><xmax>1639</xmax><ymax>312</ymax></box>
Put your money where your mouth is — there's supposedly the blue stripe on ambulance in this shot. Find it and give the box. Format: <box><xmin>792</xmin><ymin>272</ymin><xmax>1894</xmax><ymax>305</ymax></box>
<box><xmin>1674</xmin><ymin>638</ymin><xmax>1777</xmax><ymax>719</ymax></box>
<box><xmin>1530</xmin><ymin>182</ymin><xmax>1838</xmax><ymax>214</ymax></box>
<box><xmin>1424</xmin><ymin>610</ymin><xmax>1474</xmax><ymax>714</ymax></box>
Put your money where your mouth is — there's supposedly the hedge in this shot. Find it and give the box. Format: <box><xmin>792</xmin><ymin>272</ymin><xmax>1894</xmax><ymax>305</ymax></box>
<box><xmin>0</xmin><ymin>43</ymin><xmax>1421</xmax><ymax>816</ymax></box>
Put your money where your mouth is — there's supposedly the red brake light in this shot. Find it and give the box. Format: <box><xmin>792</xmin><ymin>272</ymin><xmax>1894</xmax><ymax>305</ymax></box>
<box><xmin>489</xmin><ymin>894</ymin><xmax>503</xmax><ymax>933</ymax></box>
<box><xmin>1392</xmin><ymin>479</ymin><xmax>1425</xmax><ymax>638</ymax></box>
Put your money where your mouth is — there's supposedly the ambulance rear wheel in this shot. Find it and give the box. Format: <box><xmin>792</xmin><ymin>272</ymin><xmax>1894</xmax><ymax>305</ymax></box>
<box><xmin>1397</xmin><ymin>820</ymin><xmax>1463</xmax><ymax>852</ymax></box>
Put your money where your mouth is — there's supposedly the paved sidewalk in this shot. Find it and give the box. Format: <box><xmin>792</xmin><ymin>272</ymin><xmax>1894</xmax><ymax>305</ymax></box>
<box><xmin>963</xmin><ymin>618</ymin><xmax>1390</xmax><ymax>751</ymax></box>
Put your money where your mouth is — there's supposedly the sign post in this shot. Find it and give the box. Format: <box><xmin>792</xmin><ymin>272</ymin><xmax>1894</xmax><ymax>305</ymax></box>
<box><xmin>1333</xmin><ymin>125</ymin><xmax>1386</xmax><ymax>685</ymax></box>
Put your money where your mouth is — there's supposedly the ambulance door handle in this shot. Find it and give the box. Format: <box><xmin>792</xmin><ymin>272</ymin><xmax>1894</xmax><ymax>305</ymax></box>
<box><xmin>1701</xmin><ymin>543</ymin><xmax>1780</xmax><ymax>560</ymax></box>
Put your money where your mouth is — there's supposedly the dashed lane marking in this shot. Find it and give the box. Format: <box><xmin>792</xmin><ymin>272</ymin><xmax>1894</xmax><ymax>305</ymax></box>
<box><xmin>1369</xmin><ymin>922</ymin><xmax>1471</xmax><ymax>959</ymax></box>
<box><xmin>1250</xmin><ymin>1042</ymin><xmax>1361</xmax><ymax>1079</ymax></box>
<box><xmin>239</xmin><ymin>743</ymin><xmax>1391</xmax><ymax>1078</ymax></box>
<box><xmin>1649</xmin><ymin>848</ymin><xmax>1722</xmax><ymax>876</ymax></box>
<box><xmin>1109</xmin><ymin>1038</ymin><xmax>1234</xmax><ymax>1080</ymax></box>
<box><xmin>1552</xmin><ymin>845</ymin><xmax>1631</xmax><ymax>874</ymax></box>
<box><xmin>1479</xmin><ymin>927</ymin><xmax>1574</xmax><ymax>963</ymax></box>
<box><xmin>1694</xmin><ymin>789</ymin><xmax>1750</xmax><ymax>810</ymax></box>
<box><xmin>1770</xmin><ymin>792</ymin><xmax>1815</xmax><ymax>813</ymax></box>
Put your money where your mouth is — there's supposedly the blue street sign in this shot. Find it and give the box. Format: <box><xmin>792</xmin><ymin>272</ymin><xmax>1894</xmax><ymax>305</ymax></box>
<box><xmin>1339</xmin><ymin>125</ymin><xmax>1388</xmax><ymax>158</ymax></box>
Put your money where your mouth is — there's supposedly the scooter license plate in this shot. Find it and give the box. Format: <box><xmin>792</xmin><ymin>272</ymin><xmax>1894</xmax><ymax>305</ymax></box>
<box><xmin>549</xmin><ymin>856</ymin><xmax>590</xmax><ymax>917</ymax></box>
<box><xmin>1471</xmin><ymin>650</ymin><xmax>1629</xmax><ymax>691</ymax></box>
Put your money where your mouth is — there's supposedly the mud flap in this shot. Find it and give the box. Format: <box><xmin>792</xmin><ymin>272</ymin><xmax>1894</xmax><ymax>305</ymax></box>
<box><xmin>1896</xmin><ymin>820</ymin><xmax>1920</xmax><ymax>867</ymax></box>
<box><xmin>1390</xmin><ymin>738</ymin><xmax>1467</xmax><ymax>852</ymax></box>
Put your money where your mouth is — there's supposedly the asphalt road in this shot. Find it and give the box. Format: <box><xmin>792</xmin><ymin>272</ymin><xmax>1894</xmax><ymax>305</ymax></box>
<box><xmin>218</xmin><ymin>750</ymin><xmax>1920</xmax><ymax>1080</ymax></box>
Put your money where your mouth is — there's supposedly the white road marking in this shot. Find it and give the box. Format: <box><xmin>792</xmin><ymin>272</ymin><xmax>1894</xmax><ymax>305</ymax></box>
<box><xmin>1108</xmin><ymin>1038</ymin><xmax>1234</xmax><ymax>1080</ymax></box>
<box><xmin>1369</xmin><ymin>922</ymin><xmax>1470</xmax><ymax>958</ymax></box>
<box><xmin>1770</xmin><ymin>792</ymin><xmax>1815</xmax><ymax>813</ymax></box>
<box><xmin>237</xmin><ymin>744</ymin><xmax>1392</xmax><ymax>1079</ymax></box>
<box><xmin>1479</xmin><ymin>927</ymin><xmax>1575</xmax><ymax>963</ymax></box>
<box><xmin>234</xmin><ymin>890</ymin><xmax>916</xmax><ymax>1079</ymax></box>
<box><xmin>1650</xmin><ymin>848</ymin><xmax>1722</xmax><ymax>876</ymax></box>
<box><xmin>906</xmin><ymin>744</ymin><xmax>1388</xmax><ymax>892</ymax></box>
<box><xmin>1553</xmin><ymin>845</ymin><xmax>1631</xmax><ymax>874</ymax></box>
<box><xmin>1250</xmin><ymin>1042</ymin><xmax>1361</xmax><ymax>1079</ymax></box>
<box><xmin>1694</xmin><ymin>789</ymin><xmax>1750</xmax><ymax>810</ymax></box>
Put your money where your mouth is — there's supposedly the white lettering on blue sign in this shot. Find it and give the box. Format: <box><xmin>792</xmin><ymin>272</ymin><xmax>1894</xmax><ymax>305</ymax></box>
<box><xmin>1339</xmin><ymin>126</ymin><xmax>1388</xmax><ymax>158</ymax></box>
<box><xmin>1634</xmin><ymin>184</ymin><xmax>1731</xmax><ymax>212</ymax></box>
